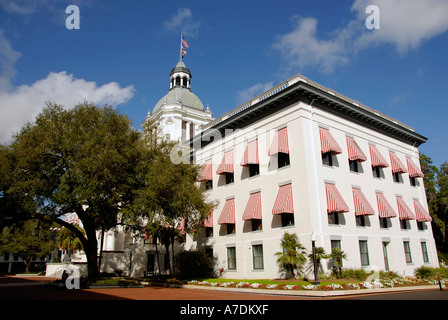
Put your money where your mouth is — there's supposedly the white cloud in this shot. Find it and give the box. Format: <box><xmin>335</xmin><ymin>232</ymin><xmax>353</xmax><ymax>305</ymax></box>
<box><xmin>351</xmin><ymin>0</ymin><xmax>448</xmax><ymax>54</ymax></box>
<box><xmin>0</xmin><ymin>30</ymin><xmax>21</xmax><ymax>90</ymax></box>
<box><xmin>164</xmin><ymin>8</ymin><xmax>205</xmax><ymax>38</ymax></box>
<box><xmin>236</xmin><ymin>82</ymin><xmax>274</xmax><ymax>104</ymax></box>
<box><xmin>273</xmin><ymin>0</ymin><xmax>448</xmax><ymax>73</ymax></box>
<box><xmin>273</xmin><ymin>17</ymin><xmax>350</xmax><ymax>74</ymax></box>
<box><xmin>0</xmin><ymin>29</ymin><xmax>135</xmax><ymax>144</ymax></box>
<box><xmin>0</xmin><ymin>71</ymin><xmax>135</xmax><ymax>144</ymax></box>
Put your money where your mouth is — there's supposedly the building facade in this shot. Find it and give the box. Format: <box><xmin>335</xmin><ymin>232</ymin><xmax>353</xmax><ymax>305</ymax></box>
<box><xmin>45</xmin><ymin>63</ymin><xmax>437</xmax><ymax>280</ymax></box>
<box><xmin>187</xmin><ymin>73</ymin><xmax>438</xmax><ymax>279</ymax></box>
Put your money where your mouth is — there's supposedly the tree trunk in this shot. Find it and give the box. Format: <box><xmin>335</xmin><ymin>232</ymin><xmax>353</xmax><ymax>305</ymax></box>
<box><xmin>83</xmin><ymin>226</ymin><xmax>99</xmax><ymax>279</ymax></box>
<box><xmin>98</xmin><ymin>228</ymin><xmax>105</xmax><ymax>273</ymax></box>
<box><xmin>171</xmin><ymin>232</ymin><xmax>175</xmax><ymax>276</ymax></box>
<box><xmin>155</xmin><ymin>238</ymin><xmax>161</xmax><ymax>276</ymax></box>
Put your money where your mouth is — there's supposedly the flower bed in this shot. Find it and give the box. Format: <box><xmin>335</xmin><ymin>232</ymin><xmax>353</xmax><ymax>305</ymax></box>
<box><xmin>188</xmin><ymin>278</ymin><xmax>446</xmax><ymax>291</ymax></box>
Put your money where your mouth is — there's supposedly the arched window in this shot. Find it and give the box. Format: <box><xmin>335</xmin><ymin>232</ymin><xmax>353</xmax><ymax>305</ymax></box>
<box><xmin>175</xmin><ymin>76</ymin><xmax>181</xmax><ymax>86</ymax></box>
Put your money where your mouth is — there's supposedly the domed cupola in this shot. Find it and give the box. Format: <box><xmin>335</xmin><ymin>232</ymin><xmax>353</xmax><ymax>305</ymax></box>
<box><xmin>152</xmin><ymin>61</ymin><xmax>205</xmax><ymax>114</ymax></box>
<box><xmin>170</xmin><ymin>61</ymin><xmax>192</xmax><ymax>90</ymax></box>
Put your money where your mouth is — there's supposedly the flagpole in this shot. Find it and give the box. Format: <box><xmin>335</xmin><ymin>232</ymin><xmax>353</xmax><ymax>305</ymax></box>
<box><xmin>179</xmin><ymin>32</ymin><xmax>183</xmax><ymax>62</ymax></box>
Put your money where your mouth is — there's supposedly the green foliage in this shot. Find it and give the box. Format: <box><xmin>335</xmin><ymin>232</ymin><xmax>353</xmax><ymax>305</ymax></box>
<box><xmin>175</xmin><ymin>250</ymin><xmax>217</xmax><ymax>279</ymax></box>
<box><xmin>338</xmin><ymin>268</ymin><xmax>372</xmax><ymax>281</ymax></box>
<box><xmin>0</xmin><ymin>220</ymin><xmax>56</xmax><ymax>272</ymax></box>
<box><xmin>414</xmin><ymin>266</ymin><xmax>435</xmax><ymax>279</ymax></box>
<box><xmin>275</xmin><ymin>232</ymin><xmax>307</xmax><ymax>279</ymax></box>
<box><xmin>329</xmin><ymin>248</ymin><xmax>347</xmax><ymax>279</ymax></box>
<box><xmin>420</xmin><ymin>153</ymin><xmax>448</xmax><ymax>256</ymax></box>
<box><xmin>1</xmin><ymin>102</ymin><xmax>143</xmax><ymax>277</ymax></box>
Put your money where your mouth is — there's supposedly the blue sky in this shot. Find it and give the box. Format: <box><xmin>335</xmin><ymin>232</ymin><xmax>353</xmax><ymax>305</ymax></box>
<box><xmin>1</xmin><ymin>0</ymin><xmax>447</xmax><ymax>168</ymax></box>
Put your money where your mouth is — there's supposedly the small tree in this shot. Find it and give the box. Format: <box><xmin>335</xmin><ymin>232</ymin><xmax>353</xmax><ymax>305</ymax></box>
<box><xmin>0</xmin><ymin>220</ymin><xmax>55</xmax><ymax>273</ymax></box>
<box><xmin>56</xmin><ymin>225</ymin><xmax>85</xmax><ymax>261</ymax></box>
<box><xmin>275</xmin><ymin>232</ymin><xmax>307</xmax><ymax>279</ymax></box>
<box><xmin>329</xmin><ymin>247</ymin><xmax>347</xmax><ymax>279</ymax></box>
<box><xmin>305</xmin><ymin>246</ymin><xmax>328</xmax><ymax>278</ymax></box>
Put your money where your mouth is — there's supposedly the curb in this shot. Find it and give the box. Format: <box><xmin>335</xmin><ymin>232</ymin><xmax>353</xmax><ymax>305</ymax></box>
<box><xmin>183</xmin><ymin>284</ymin><xmax>442</xmax><ymax>297</ymax></box>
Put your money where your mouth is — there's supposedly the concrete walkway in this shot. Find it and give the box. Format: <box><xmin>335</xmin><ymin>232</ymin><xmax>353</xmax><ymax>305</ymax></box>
<box><xmin>183</xmin><ymin>283</ymin><xmax>442</xmax><ymax>298</ymax></box>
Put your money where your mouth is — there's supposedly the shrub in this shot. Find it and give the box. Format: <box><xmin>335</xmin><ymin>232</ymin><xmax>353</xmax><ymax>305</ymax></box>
<box><xmin>332</xmin><ymin>268</ymin><xmax>372</xmax><ymax>281</ymax></box>
<box><xmin>414</xmin><ymin>266</ymin><xmax>434</xmax><ymax>279</ymax></box>
<box><xmin>175</xmin><ymin>250</ymin><xmax>216</xmax><ymax>279</ymax></box>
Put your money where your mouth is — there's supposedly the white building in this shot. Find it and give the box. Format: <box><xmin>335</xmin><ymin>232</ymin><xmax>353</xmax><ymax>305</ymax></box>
<box><xmin>144</xmin><ymin>61</ymin><xmax>213</xmax><ymax>144</ymax></box>
<box><xmin>64</xmin><ymin>61</ymin><xmax>437</xmax><ymax>280</ymax></box>
<box><xmin>187</xmin><ymin>73</ymin><xmax>438</xmax><ymax>279</ymax></box>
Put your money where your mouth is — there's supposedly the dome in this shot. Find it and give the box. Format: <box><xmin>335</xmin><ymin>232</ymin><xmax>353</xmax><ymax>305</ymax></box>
<box><xmin>152</xmin><ymin>60</ymin><xmax>204</xmax><ymax>114</ymax></box>
<box><xmin>153</xmin><ymin>87</ymin><xmax>204</xmax><ymax>113</ymax></box>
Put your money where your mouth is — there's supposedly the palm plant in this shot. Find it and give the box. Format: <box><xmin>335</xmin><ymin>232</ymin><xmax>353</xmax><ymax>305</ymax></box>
<box><xmin>305</xmin><ymin>246</ymin><xmax>328</xmax><ymax>277</ymax></box>
<box><xmin>275</xmin><ymin>232</ymin><xmax>307</xmax><ymax>279</ymax></box>
<box><xmin>329</xmin><ymin>247</ymin><xmax>347</xmax><ymax>279</ymax></box>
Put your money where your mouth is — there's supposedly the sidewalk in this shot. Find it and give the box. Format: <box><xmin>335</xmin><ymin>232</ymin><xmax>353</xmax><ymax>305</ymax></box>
<box><xmin>183</xmin><ymin>283</ymin><xmax>443</xmax><ymax>298</ymax></box>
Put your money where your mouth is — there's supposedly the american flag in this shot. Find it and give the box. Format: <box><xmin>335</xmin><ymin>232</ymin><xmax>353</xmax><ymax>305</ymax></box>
<box><xmin>182</xmin><ymin>35</ymin><xmax>189</xmax><ymax>48</ymax></box>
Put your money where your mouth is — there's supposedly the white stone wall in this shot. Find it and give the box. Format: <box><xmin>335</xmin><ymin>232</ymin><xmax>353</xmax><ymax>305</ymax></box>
<box><xmin>187</xmin><ymin>99</ymin><xmax>438</xmax><ymax>279</ymax></box>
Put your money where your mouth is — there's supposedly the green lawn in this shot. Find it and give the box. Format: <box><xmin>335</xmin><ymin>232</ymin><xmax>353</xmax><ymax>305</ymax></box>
<box><xmin>194</xmin><ymin>278</ymin><xmax>352</xmax><ymax>286</ymax></box>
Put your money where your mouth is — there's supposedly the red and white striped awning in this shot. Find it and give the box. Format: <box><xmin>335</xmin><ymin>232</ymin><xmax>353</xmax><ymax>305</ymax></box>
<box><xmin>376</xmin><ymin>192</ymin><xmax>397</xmax><ymax>218</ymax></box>
<box><xmin>197</xmin><ymin>159</ymin><xmax>213</xmax><ymax>181</ymax></box>
<box><xmin>272</xmin><ymin>183</ymin><xmax>294</xmax><ymax>215</ymax></box>
<box><xmin>352</xmin><ymin>188</ymin><xmax>375</xmax><ymax>216</ymax></box>
<box><xmin>216</xmin><ymin>150</ymin><xmax>234</xmax><ymax>175</ymax></box>
<box><xmin>202</xmin><ymin>211</ymin><xmax>214</xmax><ymax>228</ymax></box>
<box><xmin>413</xmin><ymin>199</ymin><xmax>432</xmax><ymax>222</ymax></box>
<box><xmin>218</xmin><ymin>198</ymin><xmax>235</xmax><ymax>225</ymax></box>
<box><xmin>396</xmin><ymin>196</ymin><xmax>415</xmax><ymax>220</ymax></box>
<box><xmin>346</xmin><ymin>136</ymin><xmax>367</xmax><ymax>162</ymax></box>
<box><xmin>319</xmin><ymin>127</ymin><xmax>342</xmax><ymax>155</ymax></box>
<box><xmin>242</xmin><ymin>192</ymin><xmax>262</xmax><ymax>220</ymax></box>
<box><xmin>406</xmin><ymin>157</ymin><xmax>424</xmax><ymax>178</ymax></box>
<box><xmin>240</xmin><ymin>140</ymin><xmax>259</xmax><ymax>166</ymax></box>
<box><xmin>268</xmin><ymin>127</ymin><xmax>289</xmax><ymax>156</ymax></box>
<box><xmin>325</xmin><ymin>182</ymin><xmax>349</xmax><ymax>213</ymax></box>
<box><xmin>369</xmin><ymin>145</ymin><xmax>389</xmax><ymax>168</ymax></box>
<box><xmin>389</xmin><ymin>152</ymin><xmax>408</xmax><ymax>173</ymax></box>
<box><xmin>176</xmin><ymin>218</ymin><xmax>186</xmax><ymax>235</ymax></box>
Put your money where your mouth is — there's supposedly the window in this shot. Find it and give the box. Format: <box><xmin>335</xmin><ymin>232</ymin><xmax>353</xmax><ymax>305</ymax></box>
<box><xmin>251</xmin><ymin>219</ymin><xmax>262</xmax><ymax>231</ymax></box>
<box><xmin>226</xmin><ymin>223</ymin><xmax>235</xmax><ymax>235</ymax></box>
<box><xmin>281</xmin><ymin>213</ymin><xmax>294</xmax><ymax>227</ymax></box>
<box><xmin>328</xmin><ymin>212</ymin><xmax>339</xmax><ymax>225</ymax></box>
<box><xmin>349</xmin><ymin>159</ymin><xmax>359</xmax><ymax>172</ymax></box>
<box><xmin>400</xmin><ymin>219</ymin><xmax>410</xmax><ymax>230</ymax></box>
<box><xmin>227</xmin><ymin>247</ymin><xmax>236</xmax><ymax>270</ymax></box>
<box><xmin>403</xmin><ymin>241</ymin><xmax>412</xmax><ymax>263</ymax></box>
<box><xmin>330</xmin><ymin>240</ymin><xmax>342</xmax><ymax>269</ymax></box>
<box><xmin>205</xmin><ymin>180</ymin><xmax>213</xmax><ymax>190</ymax></box>
<box><xmin>359</xmin><ymin>241</ymin><xmax>370</xmax><ymax>266</ymax></box>
<box><xmin>205</xmin><ymin>227</ymin><xmax>213</xmax><ymax>238</ymax></box>
<box><xmin>372</xmin><ymin>166</ymin><xmax>381</xmax><ymax>178</ymax></box>
<box><xmin>410</xmin><ymin>177</ymin><xmax>417</xmax><ymax>187</ymax></box>
<box><xmin>393</xmin><ymin>172</ymin><xmax>401</xmax><ymax>183</ymax></box>
<box><xmin>379</xmin><ymin>217</ymin><xmax>390</xmax><ymax>229</ymax></box>
<box><xmin>322</xmin><ymin>151</ymin><xmax>333</xmax><ymax>166</ymax></box>
<box><xmin>356</xmin><ymin>215</ymin><xmax>366</xmax><ymax>227</ymax></box>
<box><xmin>225</xmin><ymin>172</ymin><xmax>234</xmax><ymax>184</ymax></box>
<box><xmin>278</xmin><ymin>152</ymin><xmax>290</xmax><ymax>168</ymax></box>
<box><xmin>249</xmin><ymin>164</ymin><xmax>260</xmax><ymax>177</ymax></box>
<box><xmin>252</xmin><ymin>245</ymin><xmax>264</xmax><ymax>270</ymax></box>
<box><xmin>421</xmin><ymin>242</ymin><xmax>429</xmax><ymax>263</ymax></box>
<box><xmin>417</xmin><ymin>221</ymin><xmax>425</xmax><ymax>230</ymax></box>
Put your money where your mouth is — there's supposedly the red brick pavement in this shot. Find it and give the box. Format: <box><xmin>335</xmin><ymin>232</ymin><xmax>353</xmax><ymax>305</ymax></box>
<box><xmin>0</xmin><ymin>275</ymin><xmax>310</xmax><ymax>300</ymax></box>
